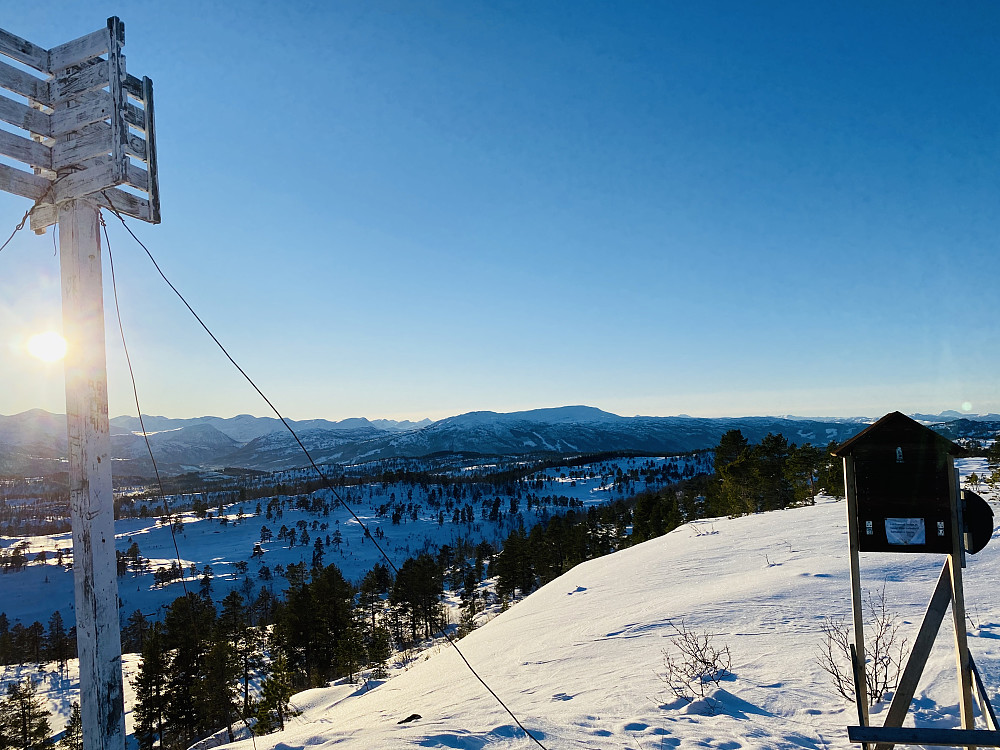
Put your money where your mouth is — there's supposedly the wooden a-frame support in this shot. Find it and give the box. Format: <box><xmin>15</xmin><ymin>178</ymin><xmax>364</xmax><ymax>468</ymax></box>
<box><xmin>846</xmin><ymin>456</ymin><xmax>1000</xmax><ymax>749</ymax></box>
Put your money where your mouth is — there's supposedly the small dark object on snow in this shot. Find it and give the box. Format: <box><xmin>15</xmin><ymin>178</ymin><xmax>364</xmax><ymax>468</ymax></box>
<box><xmin>397</xmin><ymin>714</ymin><xmax>422</xmax><ymax>724</ymax></box>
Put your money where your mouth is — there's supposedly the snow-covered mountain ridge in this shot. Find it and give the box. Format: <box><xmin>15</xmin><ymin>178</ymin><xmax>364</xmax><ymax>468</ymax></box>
<box><xmin>1</xmin><ymin>406</ymin><xmax>995</xmax><ymax>477</ymax></box>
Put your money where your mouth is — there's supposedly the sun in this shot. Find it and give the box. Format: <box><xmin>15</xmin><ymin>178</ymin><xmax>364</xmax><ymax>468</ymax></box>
<box><xmin>27</xmin><ymin>331</ymin><xmax>67</xmax><ymax>362</ymax></box>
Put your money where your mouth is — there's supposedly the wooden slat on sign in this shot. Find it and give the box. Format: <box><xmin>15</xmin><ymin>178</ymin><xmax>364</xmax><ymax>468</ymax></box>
<box><xmin>48</xmin><ymin>27</ymin><xmax>111</xmax><ymax>73</ymax></box>
<box><xmin>29</xmin><ymin>201</ymin><xmax>58</xmax><ymax>233</ymax></box>
<box><xmin>52</xmin><ymin>59</ymin><xmax>109</xmax><ymax>104</ymax></box>
<box><xmin>125</xmin><ymin>132</ymin><xmax>147</xmax><ymax>162</ymax></box>
<box><xmin>51</xmin><ymin>91</ymin><xmax>114</xmax><ymax>138</ymax></box>
<box><xmin>0</xmin><ymin>94</ymin><xmax>51</xmax><ymax>137</ymax></box>
<box><xmin>95</xmin><ymin>186</ymin><xmax>151</xmax><ymax>221</ymax></box>
<box><xmin>124</xmin><ymin>101</ymin><xmax>145</xmax><ymax>131</ymax></box>
<box><xmin>123</xmin><ymin>74</ymin><xmax>143</xmax><ymax>100</ymax></box>
<box><xmin>0</xmin><ymin>162</ymin><xmax>49</xmax><ymax>201</ymax></box>
<box><xmin>141</xmin><ymin>75</ymin><xmax>159</xmax><ymax>223</ymax></box>
<box><xmin>0</xmin><ymin>27</ymin><xmax>49</xmax><ymax>73</ymax></box>
<box><xmin>64</xmin><ymin>152</ymin><xmax>142</xmax><ymax>189</ymax></box>
<box><xmin>52</xmin><ymin>162</ymin><xmax>117</xmax><ymax>203</ymax></box>
<box><xmin>126</xmin><ymin>163</ymin><xmax>148</xmax><ymax>192</ymax></box>
<box><xmin>106</xmin><ymin>17</ymin><xmax>129</xmax><ymax>196</ymax></box>
<box><xmin>0</xmin><ymin>59</ymin><xmax>49</xmax><ymax>105</ymax></box>
<box><xmin>51</xmin><ymin>123</ymin><xmax>112</xmax><ymax>169</ymax></box>
<box><xmin>0</xmin><ymin>128</ymin><xmax>51</xmax><ymax>170</ymax></box>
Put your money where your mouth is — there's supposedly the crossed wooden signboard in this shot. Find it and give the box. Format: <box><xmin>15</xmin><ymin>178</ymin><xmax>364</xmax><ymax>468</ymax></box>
<box><xmin>0</xmin><ymin>16</ymin><xmax>159</xmax><ymax>231</ymax></box>
<box><xmin>0</xmin><ymin>17</ymin><xmax>160</xmax><ymax>750</ymax></box>
<box><xmin>835</xmin><ymin>412</ymin><xmax>999</xmax><ymax>749</ymax></box>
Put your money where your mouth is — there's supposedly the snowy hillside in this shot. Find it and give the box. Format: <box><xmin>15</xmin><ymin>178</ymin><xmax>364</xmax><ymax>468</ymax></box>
<box><xmin>212</xmin><ymin>488</ymin><xmax>1000</xmax><ymax>749</ymax></box>
<box><xmin>2</xmin><ymin>459</ymin><xmax>997</xmax><ymax>749</ymax></box>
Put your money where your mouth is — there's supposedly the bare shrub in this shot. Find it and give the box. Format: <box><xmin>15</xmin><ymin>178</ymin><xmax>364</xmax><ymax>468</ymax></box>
<box><xmin>817</xmin><ymin>585</ymin><xmax>907</xmax><ymax>705</ymax></box>
<box><xmin>659</xmin><ymin>621</ymin><xmax>732</xmax><ymax>702</ymax></box>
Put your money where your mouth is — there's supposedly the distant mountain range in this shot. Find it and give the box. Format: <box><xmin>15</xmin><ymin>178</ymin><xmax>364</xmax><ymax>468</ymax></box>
<box><xmin>0</xmin><ymin>406</ymin><xmax>996</xmax><ymax>478</ymax></box>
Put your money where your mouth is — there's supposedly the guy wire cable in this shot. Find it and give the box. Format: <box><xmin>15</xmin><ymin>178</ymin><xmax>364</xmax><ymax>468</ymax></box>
<box><xmin>102</xmin><ymin>204</ymin><xmax>550</xmax><ymax>750</ymax></box>
<box><xmin>104</xmin><ymin>214</ymin><xmax>261</xmax><ymax>750</ymax></box>
<box><xmin>0</xmin><ymin>210</ymin><xmax>29</xmax><ymax>254</ymax></box>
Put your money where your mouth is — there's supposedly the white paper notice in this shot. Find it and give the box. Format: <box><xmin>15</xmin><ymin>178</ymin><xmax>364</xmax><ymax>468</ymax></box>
<box><xmin>885</xmin><ymin>518</ymin><xmax>926</xmax><ymax>545</ymax></box>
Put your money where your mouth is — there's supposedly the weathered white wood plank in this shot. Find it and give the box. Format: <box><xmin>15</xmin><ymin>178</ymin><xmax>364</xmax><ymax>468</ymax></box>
<box><xmin>53</xmin><ymin>161</ymin><xmax>118</xmax><ymax>203</ymax></box>
<box><xmin>0</xmin><ymin>127</ymin><xmax>51</xmax><ymax>169</ymax></box>
<box><xmin>52</xmin><ymin>59</ymin><xmax>109</xmax><ymax>103</ymax></box>
<box><xmin>58</xmin><ymin>199</ymin><xmax>127</xmax><ymax>750</ymax></box>
<box><xmin>29</xmin><ymin>201</ymin><xmax>58</xmax><ymax>233</ymax></box>
<box><xmin>0</xmin><ymin>59</ymin><xmax>50</xmax><ymax>105</ymax></box>
<box><xmin>51</xmin><ymin>90</ymin><xmax>113</xmax><ymax>137</ymax></box>
<box><xmin>0</xmin><ymin>162</ymin><xmax>49</xmax><ymax>200</ymax></box>
<box><xmin>141</xmin><ymin>76</ymin><xmax>159</xmax><ymax>223</ymax></box>
<box><xmin>123</xmin><ymin>73</ymin><xmax>143</xmax><ymax>100</ymax></box>
<box><xmin>67</xmin><ymin>152</ymin><xmax>143</xmax><ymax>190</ymax></box>
<box><xmin>0</xmin><ymin>93</ymin><xmax>51</xmax><ymax>137</ymax></box>
<box><xmin>0</xmin><ymin>27</ymin><xmax>49</xmax><ymax>73</ymax></box>
<box><xmin>125</xmin><ymin>162</ymin><xmax>148</xmax><ymax>192</ymax></box>
<box><xmin>52</xmin><ymin>122</ymin><xmax>112</xmax><ymax>169</ymax></box>
<box><xmin>123</xmin><ymin>101</ymin><xmax>145</xmax><ymax>131</ymax></box>
<box><xmin>94</xmin><ymin>186</ymin><xmax>150</xmax><ymax>221</ymax></box>
<box><xmin>48</xmin><ymin>27</ymin><xmax>111</xmax><ymax>73</ymax></box>
<box><xmin>106</xmin><ymin>26</ymin><xmax>129</xmax><ymax>187</ymax></box>
<box><xmin>125</xmin><ymin>132</ymin><xmax>147</xmax><ymax>162</ymax></box>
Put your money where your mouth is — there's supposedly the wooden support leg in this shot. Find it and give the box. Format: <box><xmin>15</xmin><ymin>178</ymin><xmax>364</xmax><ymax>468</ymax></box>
<box><xmin>875</xmin><ymin>560</ymin><xmax>953</xmax><ymax>750</ymax></box>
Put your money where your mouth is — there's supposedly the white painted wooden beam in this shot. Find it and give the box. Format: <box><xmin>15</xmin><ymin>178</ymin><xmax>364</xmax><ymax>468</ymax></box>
<box><xmin>58</xmin><ymin>199</ymin><xmax>127</xmax><ymax>750</ymax></box>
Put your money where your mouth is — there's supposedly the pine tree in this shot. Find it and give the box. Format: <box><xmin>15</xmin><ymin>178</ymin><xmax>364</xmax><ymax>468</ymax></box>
<box><xmin>162</xmin><ymin>593</ymin><xmax>216</xmax><ymax>750</ymax></box>
<box><xmin>2</xmin><ymin>677</ymin><xmax>53</xmax><ymax>750</ymax></box>
<box><xmin>132</xmin><ymin>623</ymin><xmax>168</xmax><ymax>750</ymax></box>
<box><xmin>46</xmin><ymin>612</ymin><xmax>69</xmax><ymax>674</ymax></box>
<box><xmin>254</xmin><ymin>655</ymin><xmax>298</xmax><ymax>734</ymax></box>
<box><xmin>57</xmin><ymin>703</ymin><xmax>82</xmax><ymax>750</ymax></box>
<box><xmin>217</xmin><ymin>591</ymin><xmax>263</xmax><ymax>717</ymax></box>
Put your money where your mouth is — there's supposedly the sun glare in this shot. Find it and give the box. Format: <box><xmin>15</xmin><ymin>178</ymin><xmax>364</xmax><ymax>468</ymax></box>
<box><xmin>27</xmin><ymin>331</ymin><xmax>67</xmax><ymax>362</ymax></box>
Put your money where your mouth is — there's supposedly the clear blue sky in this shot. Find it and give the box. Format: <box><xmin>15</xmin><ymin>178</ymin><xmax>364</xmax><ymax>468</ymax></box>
<box><xmin>2</xmin><ymin>1</ymin><xmax>999</xmax><ymax>421</ymax></box>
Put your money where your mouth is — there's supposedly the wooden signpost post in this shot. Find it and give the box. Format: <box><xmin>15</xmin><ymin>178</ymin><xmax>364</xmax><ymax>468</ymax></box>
<box><xmin>0</xmin><ymin>18</ymin><xmax>159</xmax><ymax>750</ymax></box>
<box><xmin>833</xmin><ymin>412</ymin><xmax>998</xmax><ymax>749</ymax></box>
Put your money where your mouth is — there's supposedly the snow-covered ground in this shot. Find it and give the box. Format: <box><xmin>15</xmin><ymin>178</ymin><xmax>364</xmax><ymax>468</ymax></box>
<box><xmin>0</xmin><ymin>456</ymin><xmax>705</xmax><ymax>627</ymax></box>
<box><xmin>211</xmin><ymin>488</ymin><xmax>1000</xmax><ymax>749</ymax></box>
<box><xmin>4</xmin><ymin>461</ymin><xmax>997</xmax><ymax>749</ymax></box>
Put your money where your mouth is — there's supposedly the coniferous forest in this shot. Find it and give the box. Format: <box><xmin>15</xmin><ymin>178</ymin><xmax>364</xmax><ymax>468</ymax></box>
<box><xmin>0</xmin><ymin>435</ymin><xmax>851</xmax><ymax>749</ymax></box>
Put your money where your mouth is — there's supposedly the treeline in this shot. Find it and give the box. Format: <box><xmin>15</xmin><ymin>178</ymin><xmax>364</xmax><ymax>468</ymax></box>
<box><xmin>0</xmin><ymin>611</ymin><xmax>75</xmax><ymax>669</ymax></box>
<box><xmin>0</xmin><ymin>677</ymin><xmax>76</xmax><ymax>750</ymax></box>
<box><xmin>707</xmin><ymin>430</ymin><xmax>843</xmax><ymax>516</ymax></box>
<box><xmin>489</xmin><ymin>484</ymin><xmax>705</xmax><ymax>601</ymax></box>
<box><xmin>489</xmin><ymin>431</ymin><xmax>844</xmax><ymax>600</ymax></box>
<box><xmin>129</xmin><ymin>537</ymin><xmax>495</xmax><ymax>750</ymax></box>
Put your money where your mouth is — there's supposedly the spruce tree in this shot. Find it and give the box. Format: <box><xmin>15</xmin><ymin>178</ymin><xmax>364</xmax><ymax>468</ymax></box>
<box><xmin>132</xmin><ymin>623</ymin><xmax>168</xmax><ymax>750</ymax></box>
<box><xmin>57</xmin><ymin>703</ymin><xmax>81</xmax><ymax>750</ymax></box>
<box><xmin>45</xmin><ymin>612</ymin><xmax>69</xmax><ymax>674</ymax></box>
<box><xmin>254</xmin><ymin>655</ymin><xmax>297</xmax><ymax>734</ymax></box>
<box><xmin>2</xmin><ymin>677</ymin><xmax>52</xmax><ymax>750</ymax></box>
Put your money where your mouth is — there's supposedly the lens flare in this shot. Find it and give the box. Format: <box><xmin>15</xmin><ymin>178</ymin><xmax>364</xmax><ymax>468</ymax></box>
<box><xmin>27</xmin><ymin>331</ymin><xmax>67</xmax><ymax>362</ymax></box>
